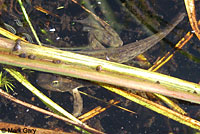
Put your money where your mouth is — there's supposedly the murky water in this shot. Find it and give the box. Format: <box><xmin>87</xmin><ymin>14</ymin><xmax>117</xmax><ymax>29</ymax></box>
<box><xmin>0</xmin><ymin>0</ymin><xmax>200</xmax><ymax>133</ymax></box>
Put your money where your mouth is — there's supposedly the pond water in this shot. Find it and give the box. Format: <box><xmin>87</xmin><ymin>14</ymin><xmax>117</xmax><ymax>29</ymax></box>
<box><xmin>0</xmin><ymin>0</ymin><xmax>200</xmax><ymax>133</ymax></box>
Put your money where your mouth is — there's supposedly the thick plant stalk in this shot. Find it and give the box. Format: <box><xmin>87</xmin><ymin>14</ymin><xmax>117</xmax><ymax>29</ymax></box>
<box><xmin>0</xmin><ymin>37</ymin><xmax>200</xmax><ymax>104</ymax></box>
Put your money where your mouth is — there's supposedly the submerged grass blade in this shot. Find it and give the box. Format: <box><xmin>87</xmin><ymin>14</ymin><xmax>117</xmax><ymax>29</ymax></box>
<box><xmin>0</xmin><ymin>16</ymin><xmax>200</xmax><ymax>130</ymax></box>
<box><xmin>0</xmin><ymin>37</ymin><xmax>200</xmax><ymax>104</ymax></box>
<box><xmin>4</xmin><ymin>68</ymin><xmax>82</xmax><ymax>123</ymax></box>
<box><xmin>17</xmin><ymin>0</ymin><xmax>41</xmax><ymax>45</ymax></box>
<box><xmin>0</xmin><ymin>27</ymin><xmax>26</xmax><ymax>41</ymax></box>
<box><xmin>3</xmin><ymin>68</ymin><xmax>96</xmax><ymax>134</ymax></box>
<box><xmin>0</xmin><ymin>26</ymin><xmax>97</xmax><ymax>133</ymax></box>
<box><xmin>99</xmin><ymin>83</ymin><xmax>200</xmax><ymax>130</ymax></box>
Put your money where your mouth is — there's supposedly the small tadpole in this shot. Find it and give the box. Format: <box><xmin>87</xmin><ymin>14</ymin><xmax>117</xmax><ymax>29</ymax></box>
<box><xmin>13</xmin><ymin>39</ymin><xmax>21</xmax><ymax>51</ymax></box>
<box><xmin>52</xmin><ymin>59</ymin><xmax>61</xmax><ymax>64</ymax></box>
<box><xmin>156</xmin><ymin>81</ymin><xmax>160</xmax><ymax>84</ymax></box>
<box><xmin>96</xmin><ymin>65</ymin><xmax>102</xmax><ymax>72</ymax></box>
<box><xmin>28</xmin><ymin>55</ymin><xmax>36</xmax><ymax>60</ymax></box>
<box><xmin>19</xmin><ymin>53</ymin><xmax>26</xmax><ymax>58</ymax></box>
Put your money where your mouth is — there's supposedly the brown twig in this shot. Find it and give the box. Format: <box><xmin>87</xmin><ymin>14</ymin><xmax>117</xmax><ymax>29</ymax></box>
<box><xmin>184</xmin><ymin>0</ymin><xmax>200</xmax><ymax>40</ymax></box>
<box><xmin>149</xmin><ymin>32</ymin><xmax>193</xmax><ymax>71</ymax></box>
<box><xmin>0</xmin><ymin>89</ymin><xmax>105</xmax><ymax>134</ymax></box>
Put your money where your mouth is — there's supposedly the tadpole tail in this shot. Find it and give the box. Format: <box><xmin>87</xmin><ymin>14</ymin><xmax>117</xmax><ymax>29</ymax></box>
<box><xmin>71</xmin><ymin>88</ymin><xmax>83</xmax><ymax>117</ymax></box>
<box><xmin>108</xmin><ymin>12</ymin><xmax>186</xmax><ymax>63</ymax></box>
<box><xmin>76</xmin><ymin>12</ymin><xmax>186</xmax><ymax>63</ymax></box>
